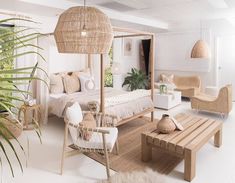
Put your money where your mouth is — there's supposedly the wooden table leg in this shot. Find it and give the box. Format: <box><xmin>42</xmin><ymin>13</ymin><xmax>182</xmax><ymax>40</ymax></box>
<box><xmin>184</xmin><ymin>149</ymin><xmax>196</xmax><ymax>182</ymax></box>
<box><xmin>214</xmin><ymin>128</ymin><xmax>222</xmax><ymax>147</ymax></box>
<box><xmin>141</xmin><ymin>134</ymin><xmax>152</xmax><ymax>162</ymax></box>
<box><xmin>24</xmin><ymin>109</ymin><xmax>28</xmax><ymax>130</ymax></box>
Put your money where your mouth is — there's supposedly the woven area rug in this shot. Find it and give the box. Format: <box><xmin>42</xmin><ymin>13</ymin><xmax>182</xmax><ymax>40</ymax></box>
<box><xmin>85</xmin><ymin>117</ymin><xmax>182</xmax><ymax>174</ymax></box>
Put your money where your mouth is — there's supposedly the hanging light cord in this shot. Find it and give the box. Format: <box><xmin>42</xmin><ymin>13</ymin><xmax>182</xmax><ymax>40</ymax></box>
<box><xmin>83</xmin><ymin>0</ymin><xmax>86</xmax><ymax>29</ymax></box>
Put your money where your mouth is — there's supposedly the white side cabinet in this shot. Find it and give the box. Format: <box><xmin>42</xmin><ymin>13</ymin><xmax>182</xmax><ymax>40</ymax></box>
<box><xmin>153</xmin><ymin>90</ymin><xmax>181</xmax><ymax>110</ymax></box>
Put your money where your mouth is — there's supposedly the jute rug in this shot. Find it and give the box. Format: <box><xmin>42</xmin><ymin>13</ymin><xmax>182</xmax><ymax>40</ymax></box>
<box><xmin>86</xmin><ymin>117</ymin><xmax>182</xmax><ymax>174</ymax></box>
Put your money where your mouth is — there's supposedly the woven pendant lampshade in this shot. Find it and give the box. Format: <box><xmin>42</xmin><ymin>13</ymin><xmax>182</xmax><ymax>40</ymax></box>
<box><xmin>191</xmin><ymin>40</ymin><xmax>210</xmax><ymax>59</ymax></box>
<box><xmin>54</xmin><ymin>6</ymin><xmax>113</xmax><ymax>54</ymax></box>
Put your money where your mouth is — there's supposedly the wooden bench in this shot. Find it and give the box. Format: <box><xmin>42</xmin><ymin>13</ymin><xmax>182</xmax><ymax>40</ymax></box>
<box><xmin>141</xmin><ymin>113</ymin><xmax>223</xmax><ymax>182</ymax></box>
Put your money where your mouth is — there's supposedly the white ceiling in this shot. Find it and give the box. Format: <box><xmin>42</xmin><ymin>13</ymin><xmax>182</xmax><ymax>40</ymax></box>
<box><xmin>84</xmin><ymin>0</ymin><xmax>235</xmax><ymax>24</ymax></box>
<box><xmin>1</xmin><ymin>0</ymin><xmax>235</xmax><ymax>31</ymax></box>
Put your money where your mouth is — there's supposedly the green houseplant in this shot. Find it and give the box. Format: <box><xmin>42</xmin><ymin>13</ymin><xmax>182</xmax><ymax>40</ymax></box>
<box><xmin>122</xmin><ymin>68</ymin><xmax>149</xmax><ymax>91</ymax></box>
<box><xmin>0</xmin><ymin>18</ymin><xmax>47</xmax><ymax>177</ymax></box>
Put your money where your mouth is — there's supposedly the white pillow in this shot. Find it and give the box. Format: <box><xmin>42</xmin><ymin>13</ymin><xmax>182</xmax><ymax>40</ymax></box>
<box><xmin>66</xmin><ymin>102</ymin><xmax>83</xmax><ymax>125</ymax></box>
<box><xmin>50</xmin><ymin>74</ymin><xmax>64</xmax><ymax>93</ymax></box>
<box><xmin>79</xmin><ymin>75</ymin><xmax>96</xmax><ymax>92</ymax></box>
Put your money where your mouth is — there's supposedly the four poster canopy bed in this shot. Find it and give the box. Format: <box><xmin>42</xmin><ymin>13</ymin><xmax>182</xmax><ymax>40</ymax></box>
<box><xmin>50</xmin><ymin>25</ymin><xmax>156</xmax><ymax>126</ymax></box>
<box><xmin>52</xmin><ymin>4</ymin><xmax>156</xmax><ymax>178</ymax></box>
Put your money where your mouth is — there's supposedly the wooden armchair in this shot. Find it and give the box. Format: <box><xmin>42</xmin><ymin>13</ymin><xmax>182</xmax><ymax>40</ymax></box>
<box><xmin>61</xmin><ymin>102</ymin><xmax>119</xmax><ymax>178</ymax></box>
<box><xmin>191</xmin><ymin>85</ymin><xmax>233</xmax><ymax>116</ymax></box>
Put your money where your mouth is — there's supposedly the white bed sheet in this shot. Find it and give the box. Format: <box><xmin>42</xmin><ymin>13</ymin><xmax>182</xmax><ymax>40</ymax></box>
<box><xmin>48</xmin><ymin>88</ymin><xmax>153</xmax><ymax>122</ymax></box>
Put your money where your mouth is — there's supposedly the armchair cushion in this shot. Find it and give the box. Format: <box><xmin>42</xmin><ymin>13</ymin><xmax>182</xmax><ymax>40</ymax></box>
<box><xmin>66</xmin><ymin>102</ymin><xmax>83</xmax><ymax>124</ymax></box>
<box><xmin>75</xmin><ymin>127</ymin><xmax>118</xmax><ymax>151</ymax></box>
<box><xmin>66</xmin><ymin>102</ymin><xmax>83</xmax><ymax>143</ymax></box>
<box><xmin>160</xmin><ymin>74</ymin><xmax>174</xmax><ymax>84</ymax></box>
<box><xmin>79</xmin><ymin>113</ymin><xmax>96</xmax><ymax>141</ymax></box>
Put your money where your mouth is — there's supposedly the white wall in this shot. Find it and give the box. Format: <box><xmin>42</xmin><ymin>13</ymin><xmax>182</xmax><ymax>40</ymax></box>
<box><xmin>113</xmin><ymin>37</ymin><xmax>141</xmax><ymax>88</ymax></box>
<box><xmin>155</xmin><ymin>19</ymin><xmax>235</xmax><ymax>91</ymax></box>
<box><xmin>155</xmin><ymin>30</ymin><xmax>212</xmax><ymax>90</ymax></box>
<box><xmin>46</xmin><ymin>37</ymin><xmax>87</xmax><ymax>74</ymax></box>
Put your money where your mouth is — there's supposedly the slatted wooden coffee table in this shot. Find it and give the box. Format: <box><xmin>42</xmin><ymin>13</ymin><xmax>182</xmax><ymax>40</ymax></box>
<box><xmin>141</xmin><ymin>113</ymin><xmax>223</xmax><ymax>182</ymax></box>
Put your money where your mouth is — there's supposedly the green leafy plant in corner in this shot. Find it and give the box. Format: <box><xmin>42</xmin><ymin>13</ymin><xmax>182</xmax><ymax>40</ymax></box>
<box><xmin>122</xmin><ymin>68</ymin><xmax>148</xmax><ymax>91</ymax></box>
<box><xmin>0</xmin><ymin>18</ymin><xmax>48</xmax><ymax>178</ymax></box>
<box><xmin>104</xmin><ymin>46</ymin><xmax>113</xmax><ymax>87</ymax></box>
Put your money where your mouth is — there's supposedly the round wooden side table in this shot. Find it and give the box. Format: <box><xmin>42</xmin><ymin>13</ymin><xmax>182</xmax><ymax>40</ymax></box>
<box><xmin>18</xmin><ymin>104</ymin><xmax>41</xmax><ymax>130</ymax></box>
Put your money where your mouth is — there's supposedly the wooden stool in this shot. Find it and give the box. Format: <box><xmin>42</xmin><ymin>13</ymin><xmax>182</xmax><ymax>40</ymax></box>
<box><xmin>18</xmin><ymin>104</ymin><xmax>41</xmax><ymax>130</ymax></box>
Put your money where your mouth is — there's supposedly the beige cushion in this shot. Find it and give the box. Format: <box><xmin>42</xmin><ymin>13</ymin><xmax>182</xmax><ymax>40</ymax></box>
<box><xmin>160</xmin><ymin>74</ymin><xmax>174</xmax><ymax>84</ymax></box>
<box><xmin>79</xmin><ymin>113</ymin><xmax>96</xmax><ymax>141</ymax></box>
<box><xmin>63</xmin><ymin>74</ymin><xmax>81</xmax><ymax>94</ymax></box>
<box><xmin>50</xmin><ymin>74</ymin><xmax>64</xmax><ymax>93</ymax></box>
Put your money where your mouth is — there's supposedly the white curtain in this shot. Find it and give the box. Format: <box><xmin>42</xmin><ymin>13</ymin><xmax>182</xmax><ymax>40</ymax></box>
<box><xmin>36</xmin><ymin>36</ymin><xmax>50</xmax><ymax>124</ymax></box>
<box><xmin>14</xmin><ymin>19</ymin><xmax>37</xmax><ymax>105</ymax></box>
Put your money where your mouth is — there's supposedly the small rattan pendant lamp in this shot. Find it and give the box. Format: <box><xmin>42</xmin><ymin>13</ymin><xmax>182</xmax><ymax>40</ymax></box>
<box><xmin>191</xmin><ymin>40</ymin><xmax>210</xmax><ymax>58</ymax></box>
<box><xmin>54</xmin><ymin>0</ymin><xmax>113</xmax><ymax>54</ymax></box>
<box><xmin>191</xmin><ymin>21</ymin><xmax>210</xmax><ymax>59</ymax></box>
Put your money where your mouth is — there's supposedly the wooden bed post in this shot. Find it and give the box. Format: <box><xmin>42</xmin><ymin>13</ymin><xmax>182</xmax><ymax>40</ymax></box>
<box><xmin>88</xmin><ymin>54</ymin><xmax>91</xmax><ymax>69</ymax></box>
<box><xmin>150</xmin><ymin>34</ymin><xmax>155</xmax><ymax>122</ymax></box>
<box><xmin>100</xmin><ymin>54</ymin><xmax>105</xmax><ymax>113</ymax></box>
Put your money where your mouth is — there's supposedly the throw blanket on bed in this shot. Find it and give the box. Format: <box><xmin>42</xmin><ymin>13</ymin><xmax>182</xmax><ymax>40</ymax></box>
<box><xmin>101</xmin><ymin>89</ymin><xmax>151</xmax><ymax>107</ymax></box>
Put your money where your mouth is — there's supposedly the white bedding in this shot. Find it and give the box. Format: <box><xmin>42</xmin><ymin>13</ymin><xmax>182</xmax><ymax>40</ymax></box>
<box><xmin>49</xmin><ymin>88</ymin><xmax>153</xmax><ymax>122</ymax></box>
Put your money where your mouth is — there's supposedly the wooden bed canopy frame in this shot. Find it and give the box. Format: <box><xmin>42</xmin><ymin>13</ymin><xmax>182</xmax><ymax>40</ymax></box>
<box><xmin>95</xmin><ymin>26</ymin><xmax>155</xmax><ymax>126</ymax></box>
<box><xmin>47</xmin><ymin>26</ymin><xmax>155</xmax><ymax>125</ymax></box>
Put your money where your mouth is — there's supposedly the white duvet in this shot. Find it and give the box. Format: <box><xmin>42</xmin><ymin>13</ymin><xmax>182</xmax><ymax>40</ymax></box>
<box><xmin>48</xmin><ymin>88</ymin><xmax>153</xmax><ymax>122</ymax></box>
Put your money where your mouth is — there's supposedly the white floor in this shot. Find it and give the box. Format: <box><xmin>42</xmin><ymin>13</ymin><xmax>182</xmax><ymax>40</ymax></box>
<box><xmin>2</xmin><ymin>101</ymin><xmax>235</xmax><ymax>183</ymax></box>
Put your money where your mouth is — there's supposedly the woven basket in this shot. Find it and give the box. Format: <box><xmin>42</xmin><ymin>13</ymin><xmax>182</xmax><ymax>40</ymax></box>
<box><xmin>0</xmin><ymin>114</ymin><xmax>23</xmax><ymax>139</ymax></box>
<box><xmin>54</xmin><ymin>6</ymin><xmax>113</xmax><ymax>54</ymax></box>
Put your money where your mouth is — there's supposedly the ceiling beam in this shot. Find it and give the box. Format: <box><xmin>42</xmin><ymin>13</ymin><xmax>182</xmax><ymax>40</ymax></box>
<box><xmin>17</xmin><ymin>0</ymin><xmax>168</xmax><ymax>30</ymax></box>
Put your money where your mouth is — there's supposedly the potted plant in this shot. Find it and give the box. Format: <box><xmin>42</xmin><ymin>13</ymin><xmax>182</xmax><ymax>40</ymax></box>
<box><xmin>122</xmin><ymin>68</ymin><xmax>149</xmax><ymax>91</ymax></box>
<box><xmin>0</xmin><ymin>18</ymin><xmax>47</xmax><ymax>177</ymax></box>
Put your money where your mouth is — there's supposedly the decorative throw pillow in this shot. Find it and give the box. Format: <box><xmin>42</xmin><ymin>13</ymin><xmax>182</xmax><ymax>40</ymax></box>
<box><xmin>50</xmin><ymin>74</ymin><xmax>64</xmax><ymax>93</ymax></box>
<box><xmin>63</xmin><ymin>74</ymin><xmax>81</xmax><ymax>94</ymax></box>
<box><xmin>66</xmin><ymin>102</ymin><xmax>83</xmax><ymax>144</ymax></box>
<box><xmin>161</xmin><ymin>74</ymin><xmax>174</xmax><ymax>84</ymax></box>
<box><xmin>79</xmin><ymin>75</ymin><xmax>96</xmax><ymax>92</ymax></box>
<box><xmin>66</xmin><ymin>102</ymin><xmax>83</xmax><ymax>124</ymax></box>
<box><xmin>79</xmin><ymin>112</ymin><xmax>96</xmax><ymax>141</ymax></box>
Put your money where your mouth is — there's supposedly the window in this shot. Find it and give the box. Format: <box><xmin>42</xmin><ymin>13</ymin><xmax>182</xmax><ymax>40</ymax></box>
<box><xmin>104</xmin><ymin>46</ymin><xmax>113</xmax><ymax>87</ymax></box>
<box><xmin>0</xmin><ymin>25</ymin><xmax>15</xmax><ymax>112</ymax></box>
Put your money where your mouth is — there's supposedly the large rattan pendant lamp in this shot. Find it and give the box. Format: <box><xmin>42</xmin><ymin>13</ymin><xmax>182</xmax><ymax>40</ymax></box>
<box><xmin>54</xmin><ymin>0</ymin><xmax>113</xmax><ymax>113</ymax></box>
<box><xmin>191</xmin><ymin>21</ymin><xmax>210</xmax><ymax>59</ymax></box>
<box><xmin>54</xmin><ymin>0</ymin><xmax>113</xmax><ymax>54</ymax></box>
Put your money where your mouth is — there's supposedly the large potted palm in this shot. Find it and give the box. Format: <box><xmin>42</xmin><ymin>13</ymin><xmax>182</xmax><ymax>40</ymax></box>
<box><xmin>0</xmin><ymin>18</ymin><xmax>47</xmax><ymax>177</ymax></box>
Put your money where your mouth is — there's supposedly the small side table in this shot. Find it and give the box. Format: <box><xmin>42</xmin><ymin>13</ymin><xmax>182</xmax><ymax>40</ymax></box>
<box><xmin>18</xmin><ymin>104</ymin><xmax>41</xmax><ymax>130</ymax></box>
<box><xmin>153</xmin><ymin>89</ymin><xmax>181</xmax><ymax>110</ymax></box>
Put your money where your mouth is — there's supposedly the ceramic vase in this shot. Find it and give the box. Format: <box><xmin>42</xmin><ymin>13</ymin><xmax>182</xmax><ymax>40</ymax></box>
<box><xmin>157</xmin><ymin>114</ymin><xmax>176</xmax><ymax>134</ymax></box>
